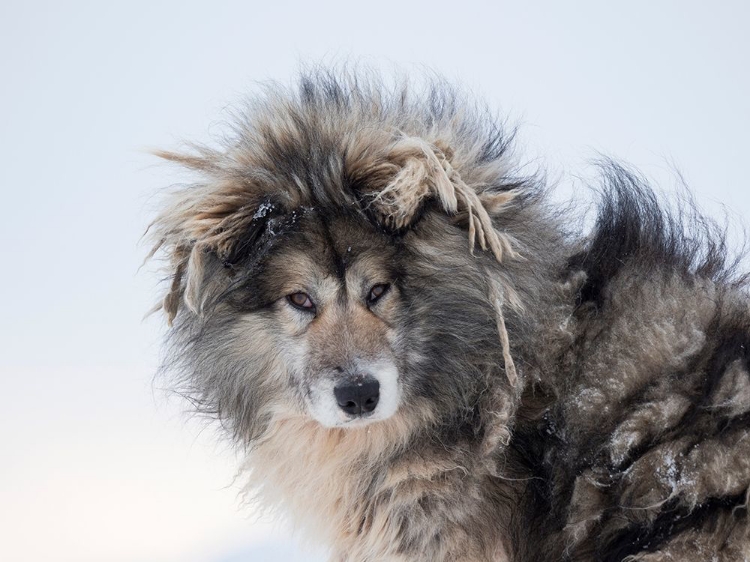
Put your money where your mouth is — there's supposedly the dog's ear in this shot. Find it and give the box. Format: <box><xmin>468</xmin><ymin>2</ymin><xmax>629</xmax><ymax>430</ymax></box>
<box><xmin>147</xmin><ymin>149</ymin><xmax>279</xmax><ymax>324</ymax></box>
<box><xmin>351</xmin><ymin>135</ymin><xmax>519</xmax><ymax>262</ymax></box>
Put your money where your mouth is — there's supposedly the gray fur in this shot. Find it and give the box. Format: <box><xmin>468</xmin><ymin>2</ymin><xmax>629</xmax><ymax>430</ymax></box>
<box><xmin>148</xmin><ymin>69</ymin><xmax>750</xmax><ymax>561</ymax></box>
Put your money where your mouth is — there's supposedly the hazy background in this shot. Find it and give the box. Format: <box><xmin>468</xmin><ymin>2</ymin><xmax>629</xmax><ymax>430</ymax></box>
<box><xmin>1</xmin><ymin>1</ymin><xmax>747</xmax><ymax>561</ymax></box>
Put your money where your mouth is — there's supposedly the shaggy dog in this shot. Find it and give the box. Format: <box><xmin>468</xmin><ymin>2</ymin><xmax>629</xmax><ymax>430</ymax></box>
<box><xmin>148</xmin><ymin>70</ymin><xmax>750</xmax><ymax>561</ymax></box>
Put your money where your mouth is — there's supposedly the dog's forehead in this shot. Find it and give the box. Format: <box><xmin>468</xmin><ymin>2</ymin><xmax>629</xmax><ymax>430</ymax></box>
<box><xmin>269</xmin><ymin>210</ymin><xmax>399</xmax><ymax>281</ymax></box>
<box><xmin>324</xmin><ymin>213</ymin><xmax>393</xmax><ymax>254</ymax></box>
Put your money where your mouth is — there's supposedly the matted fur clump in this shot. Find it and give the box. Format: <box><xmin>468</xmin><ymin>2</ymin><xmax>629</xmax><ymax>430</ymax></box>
<box><xmin>148</xmin><ymin>69</ymin><xmax>750</xmax><ymax>561</ymax></box>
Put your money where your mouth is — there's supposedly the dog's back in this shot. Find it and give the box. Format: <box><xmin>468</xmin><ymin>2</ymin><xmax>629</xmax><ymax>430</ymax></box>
<box><xmin>514</xmin><ymin>168</ymin><xmax>750</xmax><ymax>561</ymax></box>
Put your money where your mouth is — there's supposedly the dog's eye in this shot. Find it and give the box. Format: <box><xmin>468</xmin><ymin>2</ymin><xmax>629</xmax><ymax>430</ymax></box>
<box><xmin>367</xmin><ymin>283</ymin><xmax>390</xmax><ymax>305</ymax></box>
<box><xmin>287</xmin><ymin>292</ymin><xmax>315</xmax><ymax>311</ymax></box>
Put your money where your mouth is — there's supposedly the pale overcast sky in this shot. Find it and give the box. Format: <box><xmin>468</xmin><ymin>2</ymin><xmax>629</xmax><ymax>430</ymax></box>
<box><xmin>1</xmin><ymin>1</ymin><xmax>748</xmax><ymax>561</ymax></box>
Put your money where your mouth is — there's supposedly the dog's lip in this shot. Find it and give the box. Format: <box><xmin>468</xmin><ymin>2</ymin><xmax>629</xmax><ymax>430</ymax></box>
<box><xmin>340</xmin><ymin>412</ymin><xmax>380</xmax><ymax>427</ymax></box>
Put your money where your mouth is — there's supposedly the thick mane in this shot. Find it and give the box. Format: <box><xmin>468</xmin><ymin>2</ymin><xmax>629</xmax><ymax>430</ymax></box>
<box><xmin>148</xmin><ymin>69</ymin><xmax>536</xmax><ymax>324</ymax></box>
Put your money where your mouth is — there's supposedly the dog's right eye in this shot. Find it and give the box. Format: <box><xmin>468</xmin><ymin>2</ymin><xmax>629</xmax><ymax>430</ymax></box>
<box><xmin>287</xmin><ymin>292</ymin><xmax>316</xmax><ymax>312</ymax></box>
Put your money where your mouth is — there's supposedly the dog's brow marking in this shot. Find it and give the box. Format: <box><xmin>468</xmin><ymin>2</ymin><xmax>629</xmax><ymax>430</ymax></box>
<box><xmin>320</xmin><ymin>216</ymin><xmax>347</xmax><ymax>285</ymax></box>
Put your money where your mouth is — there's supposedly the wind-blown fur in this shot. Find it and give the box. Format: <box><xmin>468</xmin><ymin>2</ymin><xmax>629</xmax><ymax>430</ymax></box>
<box><xmin>148</xmin><ymin>69</ymin><xmax>750</xmax><ymax>561</ymax></box>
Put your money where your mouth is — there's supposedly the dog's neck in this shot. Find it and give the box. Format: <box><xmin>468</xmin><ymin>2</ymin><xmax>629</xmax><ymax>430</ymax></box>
<box><xmin>244</xmin><ymin>407</ymin><xmax>532</xmax><ymax>561</ymax></box>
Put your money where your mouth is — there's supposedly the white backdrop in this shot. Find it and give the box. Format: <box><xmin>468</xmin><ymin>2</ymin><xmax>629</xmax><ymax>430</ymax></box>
<box><xmin>1</xmin><ymin>1</ymin><xmax>748</xmax><ymax>561</ymax></box>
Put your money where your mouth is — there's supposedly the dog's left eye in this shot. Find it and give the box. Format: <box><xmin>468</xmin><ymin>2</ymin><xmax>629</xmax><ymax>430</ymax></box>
<box><xmin>367</xmin><ymin>283</ymin><xmax>390</xmax><ymax>305</ymax></box>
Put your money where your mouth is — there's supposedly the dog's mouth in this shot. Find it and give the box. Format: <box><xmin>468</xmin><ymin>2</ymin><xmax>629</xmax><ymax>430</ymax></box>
<box><xmin>340</xmin><ymin>412</ymin><xmax>380</xmax><ymax>428</ymax></box>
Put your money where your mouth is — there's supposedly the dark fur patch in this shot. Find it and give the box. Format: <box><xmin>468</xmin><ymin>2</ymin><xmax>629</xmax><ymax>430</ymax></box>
<box><xmin>568</xmin><ymin>161</ymin><xmax>746</xmax><ymax>308</ymax></box>
<box><xmin>599</xmin><ymin>495</ymin><xmax>748</xmax><ymax>561</ymax></box>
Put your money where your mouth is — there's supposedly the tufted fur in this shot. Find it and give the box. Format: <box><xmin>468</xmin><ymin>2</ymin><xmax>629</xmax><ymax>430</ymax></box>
<box><xmin>148</xmin><ymin>69</ymin><xmax>750</xmax><ymax>561</ymax></box>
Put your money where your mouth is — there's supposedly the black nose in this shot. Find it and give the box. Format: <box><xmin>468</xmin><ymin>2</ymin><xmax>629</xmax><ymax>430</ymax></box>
<box><xmin>334</xmin><ymin>379</ymin><xmax>380</xmax><ymax>416</ymax></box>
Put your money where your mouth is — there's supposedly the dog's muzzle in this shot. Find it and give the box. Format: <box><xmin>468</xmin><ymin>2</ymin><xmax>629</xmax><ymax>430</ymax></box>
<box><xmin>304</xmin><ymin>361</ymin><xmax>399</xmax><ymax>427</ymax></box>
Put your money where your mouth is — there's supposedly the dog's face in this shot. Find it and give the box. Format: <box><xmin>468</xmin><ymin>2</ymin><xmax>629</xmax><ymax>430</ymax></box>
<box><xmin>164</xmin><ymin>202</ymin><xmax>512</xmax><ymax>441</ymax></box>
<box><xmin>235</xmin><ymin>212</ymin><xmax>404</xmax><ymax>428</ymax></box>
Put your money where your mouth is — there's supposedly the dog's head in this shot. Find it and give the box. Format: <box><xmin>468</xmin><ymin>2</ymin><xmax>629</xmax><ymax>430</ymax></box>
<box><xmin>149</xmin><ymin>72</ymin><xmax>533</xmax><ymax>444</ymax></box>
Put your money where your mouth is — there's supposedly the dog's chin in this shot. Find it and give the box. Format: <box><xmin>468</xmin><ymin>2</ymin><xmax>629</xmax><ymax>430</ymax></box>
<box><xmin>335</xmin><ymin>413</ymin><xmax>389</xmax><ymax>429</ymax></box>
